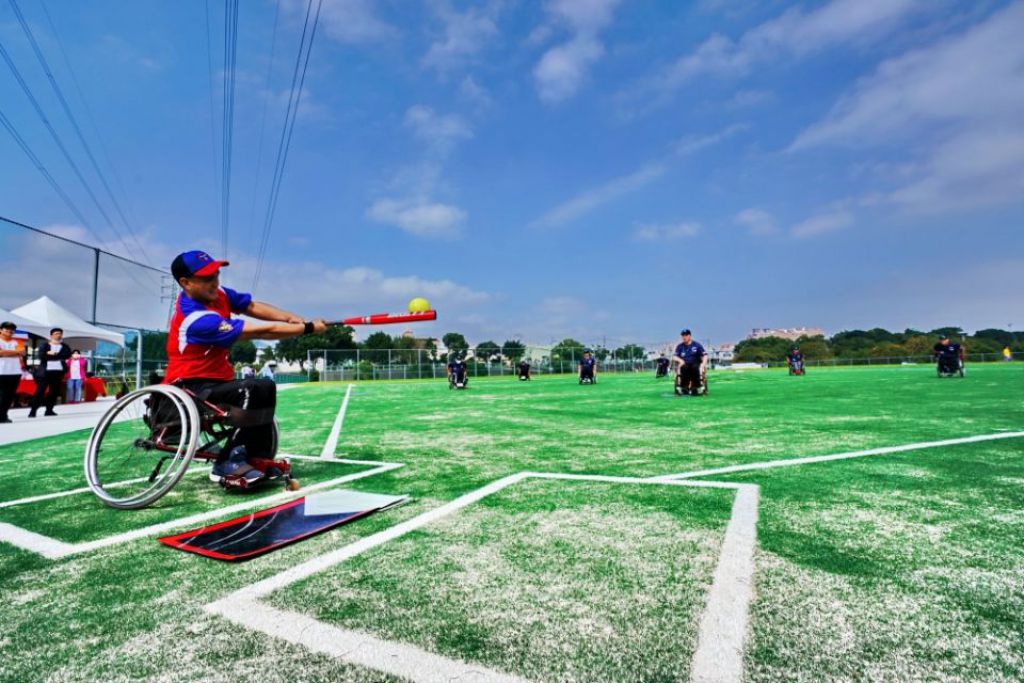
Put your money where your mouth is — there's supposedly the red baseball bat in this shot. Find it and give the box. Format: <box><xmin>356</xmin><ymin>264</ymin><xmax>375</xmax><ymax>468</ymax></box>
<box><xmin>328</xmin><ymin>310</ymin><xmax>437</xmax><ymax>326</ymax></box>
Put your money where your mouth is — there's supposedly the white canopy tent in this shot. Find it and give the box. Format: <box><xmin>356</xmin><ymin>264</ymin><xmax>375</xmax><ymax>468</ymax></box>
<box><xmin>0</xmin><ymin>306</ymin><xmax>52</xmax><ymax>338</ymax></box>
<box><xmin>11</xmin><ymin>296</ymin><xmax>125</xmax><ymax>350</ymax></box>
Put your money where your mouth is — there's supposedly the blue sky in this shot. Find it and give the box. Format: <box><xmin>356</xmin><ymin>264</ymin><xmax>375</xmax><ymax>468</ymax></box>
<box><xmin>1</xmin><ymin>0</ymin><xmax>1022</xmax><ymax>346</ymax></box>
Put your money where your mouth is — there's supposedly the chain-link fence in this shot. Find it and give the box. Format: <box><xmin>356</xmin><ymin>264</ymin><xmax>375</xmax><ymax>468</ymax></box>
<box><xmin>306</xmin><ymin>347</ymin><xmax>1022</xmax><ymax>382</ymax></box>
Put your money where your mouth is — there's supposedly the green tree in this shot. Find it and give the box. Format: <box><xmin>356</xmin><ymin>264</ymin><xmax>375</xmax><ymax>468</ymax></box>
<box><xmin>474</xmin><ymin>340</ymin><xmax>501</xmax><ymax>363</ymax></box>
<box><xmin>276</xmin><ymin>325</ymin><xmax>356</xmax><ymax>368</ymax></box>
<box><xmin>593</xmin><ymin>345</ymin><xmax>610</xmax><ymax>361</ymax></box>
<box><xmin>229</xmin><ymin>339</ymin><xmax>257</xmax><ymax>363</ymax></box>
<box><xmin>794</xmin><ymin>335</ymin><xmax>832</xmax><ymax>360</ymax></box>
<box><xmin>126</xmin><ymin>330</ymin><xmax>169</xmax><ymax>362</ymax></box>
<box><xmin>361</xmin><ymin>331</ymin><xmax>394</xmax><ymax>364</ymax></box>
<box><xmin>550</xmin><ymin>338</ymin><xmax>585</xmax><ymax>364</ymax></box>
<box><xmin>734</xmin><ymin>336</ymin><xmax>792</xmax><ymax>363</ymax></box>
<box><xmin>613</xmin><ymin>343</ymin><xmax>645</xmax><ymax>360</ymax></box>
<box><xmin>442</xmin><ymin>332</ymin><xmax>469</xmax><ymax>356</ymax></box>
<box><xmin>502</xmin><ymin>340</ymin><xmax>526</xmax><ymax>364</ymax></box>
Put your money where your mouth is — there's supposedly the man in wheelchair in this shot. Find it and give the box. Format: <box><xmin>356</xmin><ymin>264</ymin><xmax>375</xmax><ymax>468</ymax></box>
<box><xmin>517</xmin><ymin>359</ymin><xmax>531</xmax><ymax>380</ymax></box>
<box><xmin>447</xmin><ymin>354</ymin><xmax>468</xmax><ymax>389</ymax></box>
<box><xmin>578</xmin><ymin>349</ymin><xmax>597</xmax><ymax>384</ymax></box>
<box><xmin>655</xmin><ymin>355</ymin><xmax>670</xmax><ymax>378</ymax></box>
<box><xmin>672</xmin><ymin>329</ymin><xmax>707</xmax><ymax>396</ymax></box>
<box><xmin>164</xmin><ymin>250</ymin><xmax>327</xmax><ymax>487</ymax></box>
<box><xmin>933</xmin><ymin>334</ymin><xmax>964</xmax><ymax>377</ymax></box>
<box><xmin>787</xmin><ymin>346</ymin><xmax>805</xmax><ymax>375</ymax></box>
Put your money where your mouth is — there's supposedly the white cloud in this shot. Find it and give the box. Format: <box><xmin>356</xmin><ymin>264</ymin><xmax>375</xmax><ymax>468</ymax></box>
<box><xmin>403</xmin><ymin>105</ymin><xmax>473</xmax><ymax>149</ymax></box>
<box><xmin>531</xmin><ymin>122</ymin><xmax>745</xmax><ymax>229</ymax></box>
<box><xmin>733</xmin><ymin>209</ymin><xmax>776</xmax><ymax>236</ymax></box>
<box><xmin>534</xmin><ymin>36</ymin><xmax>604</xmax><ymax>103</ymax></box>
<box><xmin>530</xmin><ymin>163</ymin><xmax>666</xmax><ymax>229</ymax></box>
<box><xmin>631</xmin><ymin>0</ymin><xmax>925</xmax><ymax>104</ymax></box>
<box><xmin>367</xmin><ymin>198</ymin><xmax>466</xmax><ymax>238</ymax></box>
<box><xmin>790</xmin><ymin>211</ymin><xmax>853</xmax><ymax>239</ymax></box>
<box><xmin>422</xmin><ymin>3</ymin><xmax>501</xmax><ymax>72</ymax></box>
<box><xmin>304</xmin><ymin>0</ymin><xmax>398</xmax><ymax>44</ymax></box>
<box><xmin>791</xmin><ymin>3</ymin><xmax>1024</xmax><ymax>214</ymax></box>
<box><xmin>633</xmin><ymin>221</ymin><xmax>701</xmax><ymax>241</ymax></box>
<box><xmin>532</xmin><ymin>0</ymin><xmax>622</xmax><ymax>103</ymax></box>
<box><xmin>675</xmin><ymin>123</ymin><xmax>747</xmax><ymax>155</ymax></box>
<box><xmin>459</xmin><ymin>76</ymin><xmax>492</xmax><ymax>110</ymax></box>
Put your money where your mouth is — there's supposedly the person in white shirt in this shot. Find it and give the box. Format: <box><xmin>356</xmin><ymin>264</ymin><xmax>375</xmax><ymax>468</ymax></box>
<box><xmin>240</xmin><ymin>364</ymin><xmax>255</xmax><ymax>379</ymax></box>
<box><xmin>0</xmin><ymin>321</ymin><xmax>24</xmax><ymax>423</ymax></box>
<box><xmin>30</xmin><ymin>327</ymin><xmax>71</xmax><ymax>417</ymax></box>
<box><xmin>259</xmin><ymin>361</ymin><xmax>276</xmax><ymax>381</ymax></box>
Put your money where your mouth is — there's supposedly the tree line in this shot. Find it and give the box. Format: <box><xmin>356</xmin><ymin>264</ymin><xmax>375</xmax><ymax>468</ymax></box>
<box><xmin>733</xmin><ymin>328</ymin><xmax>1023</xmax><ymax>363</ymax></box>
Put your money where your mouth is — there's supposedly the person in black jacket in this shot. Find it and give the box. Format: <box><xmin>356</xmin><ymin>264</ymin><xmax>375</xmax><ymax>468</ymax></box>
<box><xmin>30</xmin><ymin>327</ymin><xmax>71</xmax><ymax>417</ymax></box>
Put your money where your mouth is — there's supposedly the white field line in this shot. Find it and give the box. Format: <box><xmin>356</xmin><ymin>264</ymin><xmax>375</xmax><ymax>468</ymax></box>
<box><xmin>689</xmin><ymin>484</ymin><xmax>759</xmax><ymax>683</ymax></box>
<box><xmin>649</xmin><ymin>430</ymin><xmax>1024</xmax><ymax>482</ymax></box>
<box><xmin>205</xmin><ymin>472</ymin><xmax>759</xmax><ymax>683</ymax></box>
<box><xmin>0</xmin><ymin>454</ymin><xmax>377</xmax><ymax>510</ymax></box>
<box><xmin>320</xmin><ymin>384</ymin><xmax>354</xmax><ymax>459</ymax></box>
<box><xmin>0</xmin><ymin>460</ymin><xmax>404</xmax><ymax>560</ymax></box>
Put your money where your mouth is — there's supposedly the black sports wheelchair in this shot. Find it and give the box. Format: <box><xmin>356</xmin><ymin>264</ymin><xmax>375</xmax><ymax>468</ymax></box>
<box><xmin>449</xmin><ymin>368</ymin><xmax>468</xmax><ymax>389</ymax></box>
<box><xmin>674</xmin><ymin>362</ymin><xmax>708</xmax><ymax>396</ymax></box>
<box><xmin>85</xmin><ymin>383</ymin><xmax>295</xmax><ymax>509</ymax></box>
<box><xmin>936</xmin><ymin>353</ymin><xmax>965</xmax><ymax>378</ymax></box>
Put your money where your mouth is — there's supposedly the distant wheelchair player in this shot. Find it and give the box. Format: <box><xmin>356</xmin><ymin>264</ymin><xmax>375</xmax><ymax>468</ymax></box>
<box><xmin>578</xmin><ymin>349</ymin><xmax>597</xmax><ymax>384</ymax></box>
<box><xmin>934</xmin><ymin>334</ymin><xmax>965</xmax><ymax>378</ymax></box>
<box><xmin>448</xmin><ymin>355</ymin><xmax>468</xmax><ymax>389</ymax></box>
<box><xmin>517</xmin><ymin>359</ymin><xmax>532</xmax><ymax>381</ymax></box>
<box><xmin>672</xmin><ymin>329</ymin><xmax>708</xmax><ymax>396</ymax></box>
<box><xmin>787</xmin><ymin>346</ymin><xmax>806</xmax><ymax>375</ymax></box>
<box><xmin>655</xmin><ymin>355</ymin><xmax>670</xmax><ymax>378</ymax></box>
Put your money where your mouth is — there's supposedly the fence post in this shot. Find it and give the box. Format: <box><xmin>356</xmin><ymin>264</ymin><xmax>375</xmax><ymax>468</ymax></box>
<box><xmin>90</xmin><ymin>248</ymin><xmax>100</xmax><ymax>324</ymax></box>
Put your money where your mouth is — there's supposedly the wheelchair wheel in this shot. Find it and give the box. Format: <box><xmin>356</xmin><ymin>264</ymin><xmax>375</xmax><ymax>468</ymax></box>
<box><xmin>84</xmin><ymin>385</ymin><xmax>200</xmax><ymax>509</ymax></box>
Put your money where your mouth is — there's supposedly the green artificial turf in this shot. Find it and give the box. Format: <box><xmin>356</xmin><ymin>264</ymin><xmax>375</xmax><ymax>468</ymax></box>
<box><xmin>0</xmin><ymin>364</ymin><xmax>1021</xmax><ymax>682</ymax></box>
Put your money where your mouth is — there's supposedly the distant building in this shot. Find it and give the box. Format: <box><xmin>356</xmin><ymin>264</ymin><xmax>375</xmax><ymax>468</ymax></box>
<box><xmin>748</xmin><ymin>327</ymin><xmax>825</xmax><ymax>341</ymax></box>
<box><xmin>711</xmin><ymin>343</ymin><xmax>735</xmax><ymax>363</ymax></box>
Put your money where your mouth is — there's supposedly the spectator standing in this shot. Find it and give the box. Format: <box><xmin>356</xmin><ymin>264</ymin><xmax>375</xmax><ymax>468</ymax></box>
<box><xmin>0</xmin><ymin>321</ymin><xmax>24</xmax><ymax>423</ymax></box>
<box><xmin>259</xmin><ymin>361</ymin><xmax>276</xmax><ymax>381</ymax></box>
<box><xmin>66</xmin><ymin>349</ymin><xmax>88</xmax><ymax>403</ymax></box>
<box><xmin>30</xmin><ymin>327</ymin><xmax>72</xmax><ymax>417</ymax></box>
<box><xmin>240</xmin><ymin>364</ymin><xmax>255</xmax><ymax>379</ymax></box>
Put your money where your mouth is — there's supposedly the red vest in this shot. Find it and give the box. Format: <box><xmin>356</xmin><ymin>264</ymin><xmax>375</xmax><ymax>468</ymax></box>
<box><xmin>164</xmin><ymin>290</ymin><xmax>235</xmax><ymax>383</ymax></box>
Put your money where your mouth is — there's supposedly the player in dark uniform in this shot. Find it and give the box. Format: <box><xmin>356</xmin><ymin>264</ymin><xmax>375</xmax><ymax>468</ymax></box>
<box><xmin>517</xmin><ymin>359</ymin><xmax>532</xmax><ymax>380</ymax></box>
<box><xmin>655</xmin><ymin>355</ymin><xmax>670</xmax><ymax>378</ymax></box>
<box><xmin>578</xmin><ymin>349</ymin><xmax>597</xmax><ymax>384</ymax></box>
<box><xmin>933</xmin><ymin>334</ymin><xmax>964</xmax><ymax>377</ymax></box>
<box><xmin>672</xmin><ymin>329</ymin><xmax>707</xmax><ymax>396</ymax></box>
<box><xmin>787</xmin><ymin>346</ymin><xmax>805</xmax><ymax>375</ymax></box>
<box><xmin>447</xmin><ymin>354</ymin><xmax>468</xmax><ymax>388</ymax></box>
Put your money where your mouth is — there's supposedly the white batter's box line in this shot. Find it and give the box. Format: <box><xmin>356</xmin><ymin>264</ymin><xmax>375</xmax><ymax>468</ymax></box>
<box><xmin>648</xmin><ymin>430</ymin><xmax>1024</xmax><ymax>482</ymax></box>
<box><xmin>205</xmin><ymin>472</ymin><xmax>760</xmax><ymax>683</ymax></box>
<box><xmin>0</xmin><ymin>458</ymin><xmax>404</xmax><ymax>560</ymax></box>
<box><xmin>320</xmin><ymin>384</ymin><xmax>354</xmax><ymax>459</ymax></box>
<box><xmin>0</xmin><ymin>453</ymin><xmax>381</xmax><ymax>511</ymax></box>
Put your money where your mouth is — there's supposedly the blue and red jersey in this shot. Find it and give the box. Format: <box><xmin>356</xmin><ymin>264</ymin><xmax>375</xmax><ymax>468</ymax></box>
<box><xmin>164</xmin><ymin>287</ymin><xmax>251</xmax><ymax>383</ymax></box>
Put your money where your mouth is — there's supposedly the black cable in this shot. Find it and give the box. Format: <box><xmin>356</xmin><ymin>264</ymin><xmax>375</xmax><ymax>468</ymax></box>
<box><xmin>38</xmin><ymin>0</ymin><xmax>143</xmax><ymax>242</ymax></box>
<box><xmin>0</xmin><ymin>110</ymin><xmax>160</xmax><ymax>293</ymax></box>
<box><xmin>0</xmin><ymin>38</ymin><xmax>140</xmax><ymax>262</ymax></box>
<box><xmin>246</xmin><ymin>0</ymin><xmax>281</xmax><ymax>256</ymax></box>
<box><xmin>252</xmin><ymin>0</ymin><xmax>323</xmax><ymax>291</ymax></box>
<box><xmin>221</xmin><ymin>0</ymin><xmax>240</xmax><ymax>259</ymax></box>
<box><xmin>8</xmin><ymin>0</ymin><xmax>154</xmax><ymax>267</ymax></box>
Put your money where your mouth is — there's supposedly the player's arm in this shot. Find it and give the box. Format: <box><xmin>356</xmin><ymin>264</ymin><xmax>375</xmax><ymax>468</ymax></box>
<box><xmin>0</xmin><ymin>347</ymin><xmax>22</xmax><ymax>357</ymax></box>
<box><xmin>245</xmin><ymin>300</ymin><xmax>304</xmax><ymax>324</ymax></box>
<box><xmin>239</xmin><ymin>319</ymin><xmax>326</xmax><ymax>341</ymax></box>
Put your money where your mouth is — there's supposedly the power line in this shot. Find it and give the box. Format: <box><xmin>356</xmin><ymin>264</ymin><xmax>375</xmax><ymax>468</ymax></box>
<box><xmin>252</xmin><ymin>0</ymin><xmax>324</xmax><ymax>292</ymax></box>
<box><xmin>203</xmin><ymin>0</ymin><xmax>221</xmax><ymax>237</ymax></box>
<box><xmin>0</xmin><ymin>108</ymin><xmax>162</xmax><ymax>294</ymax></box>
<box><xmin>7</xmin><ymin>0</ymin><xmax>154</xmax><ymax>267</ymax></box>
<box><xmin>247</xmin><ymin>0</ymin><xmax>281</xmax><ymax>256</ymax></box>
<box><xmin>0</xmin><ymin>37</ymin><xmax>141</xmax><ymax>262</ymax></box>
<box><xmin>0</xmin><ymin>214</ymin><xmax>167</xmax><ymax>275</ymax></box>
<box><xmin>221</xmin><ymin>0</ymin><xmax>240</xmax><ymax>259</ymax></box>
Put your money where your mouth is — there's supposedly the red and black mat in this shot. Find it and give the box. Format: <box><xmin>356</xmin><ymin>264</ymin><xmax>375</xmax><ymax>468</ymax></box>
<box><xmin>158</xmin><ymin>492</ymin><xmax>406</xmax><ymax>561</ymax></box>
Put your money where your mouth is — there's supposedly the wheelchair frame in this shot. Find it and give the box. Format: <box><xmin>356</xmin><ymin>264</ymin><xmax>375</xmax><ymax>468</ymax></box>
<box><xmin>84</xmin><ymin>384</ymin><xmax>283</xmax><ymax>509</ymax></box>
